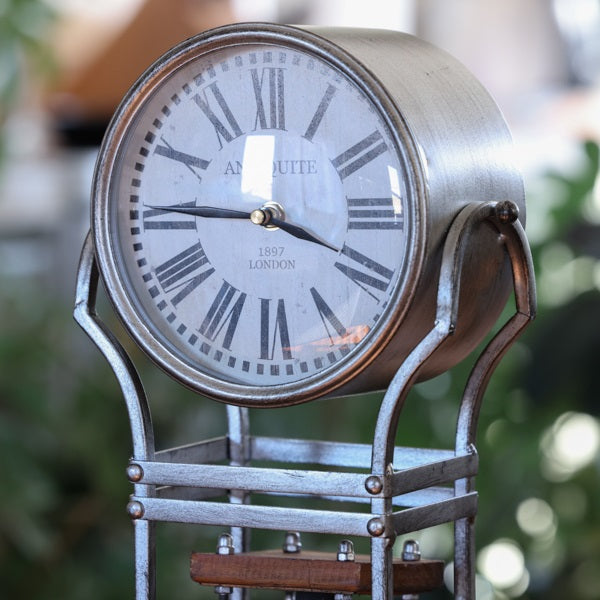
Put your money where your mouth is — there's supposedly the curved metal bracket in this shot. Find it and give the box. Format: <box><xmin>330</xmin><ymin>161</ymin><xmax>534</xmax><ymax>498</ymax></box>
<box><xmin>74</xmin><ymin>231</ymin><xmax>155</xmax><ymax>462</ymax></box>
<box><xmin>372</xmin><ymin>200</ymin><xmax>536</xmax><ymax>474</ymax></box>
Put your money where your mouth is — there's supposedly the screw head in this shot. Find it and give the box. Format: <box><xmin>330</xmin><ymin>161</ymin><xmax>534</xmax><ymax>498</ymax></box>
<box><xmin>401</xmin><ymin>539</ymin><xmax>421</xmax><ymax>562</ymax></box>
<box><xmin>216</xmin><ymin>533</ymin><xmax>235</xmax><ymax>555</ymax></box>
<box><xmin>367</xmin><ymin>517</ymin><xmax>385</xmax><ymax>537</ymax></box>
<box><xmin>126</xmin><ymin>463</ymin><xmax>144</xmax><ymax>482</ymax></box>
<box><xmin>365</xmin><ymin>475</ymin><xmax>383</xmax><ymax>495</ymax></box>
<box><xmin>126</xmin><ymin>500</ymin><xmax>145</xmax><ymax>520</ymax></box>
<box><xmin>282</xmin><ymin>531</ymin><xmax>302</xmax><ymax>553</ymax></box>
<box><xmin>495</xmin><ymin>200</ymin><xmax>519</xmax><ymax>224</ymax></box>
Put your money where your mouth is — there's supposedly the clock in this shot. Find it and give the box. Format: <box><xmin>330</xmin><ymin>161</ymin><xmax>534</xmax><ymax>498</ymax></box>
<box><xmin>92</xmin><ymin>23</ymin><xmax>524</xmax><ymax>407</ymax></box>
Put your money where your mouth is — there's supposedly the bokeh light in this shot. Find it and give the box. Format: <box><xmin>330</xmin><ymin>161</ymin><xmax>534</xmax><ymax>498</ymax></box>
<box><xmin>478</xmin><ymin>539</ymin><xmax>528</xmax><ymax>595</ymax></box>
<box><xmin>540</xmin><ymin>412</ymin><xmax>600</xmax><ymax>481</ymax></box>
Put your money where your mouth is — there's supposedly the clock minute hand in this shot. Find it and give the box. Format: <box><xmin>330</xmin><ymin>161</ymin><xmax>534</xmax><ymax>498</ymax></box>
<box><xmin>146</xmin><ymin>204</ymin><xmax>252</xmax><ymax>219</ymax></box>
<box><xmin>250</xmin><ymin>208</ymin><xmax>340</xmax><ymax>253</ymax></box>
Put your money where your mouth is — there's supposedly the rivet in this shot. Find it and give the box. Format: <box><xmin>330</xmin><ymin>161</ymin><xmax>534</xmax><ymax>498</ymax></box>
<box><xmin>337</xmin><ymin>539</ymin><xmax>355</xmax><ymax>562</ymax></box>
<box><xmin>126</xmin><ymin>500</ymin><xmax>145</xmax><ymax>520</ymax></box>
<box><xmin>126</xmin><ymin>463</ymin><xmax>144</xmax><ymax>483</ymax></box>
<box><xmin>216</xmin><ymin>533</ymin><xmax>235</xmax><ymax>555</ymax></box>
<box><xmin>401</xmin><ymin>539</ymin><xmax>421</xmax><ymax>562</ymax></box>
<box><xmin>282</xmin><ymin>531</ymin><xmax>302</xmax><ymax>553</ymax></box>
<box><xmin>495</xmin><ymin>200</ymin><xmax>519</xmax><ymax>224</ymax></box>
<box><xmin>367</xmin><ymin>517</ymin><xmax>385</xmax><ymax>537</ymax></box>
<box><xmin>365</xmin><ymin>475</ymin><xmax>383</xmax><ymax>495</ymax></box>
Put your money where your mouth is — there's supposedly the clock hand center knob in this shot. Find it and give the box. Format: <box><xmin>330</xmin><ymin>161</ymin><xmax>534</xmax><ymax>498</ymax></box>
<box><xmin>250</xmin><ymin>201</ymin><xmax>285</xmax><ymax>229</ymax></box>
<box><xmin>250</xmin><ymin>208</ymin><xmax>270</xmax><ymax>226</ymax></box>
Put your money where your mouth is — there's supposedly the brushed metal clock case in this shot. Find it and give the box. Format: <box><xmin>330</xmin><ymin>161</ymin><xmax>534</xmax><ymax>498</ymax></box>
<box><xmin>318</xmin><ymin>26</ymin><xmax>525</xmax><ymax>395</ymax></box>
<box><xmin>91</xmin><ymin>23</ymin><xmax>524</xmax><ymax>406</ymax></box>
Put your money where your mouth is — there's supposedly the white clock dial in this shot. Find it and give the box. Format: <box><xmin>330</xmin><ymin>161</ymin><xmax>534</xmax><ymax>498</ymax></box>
<box><xmin>112</xmin><ymin>43</ymin><xmax>408</xmax><ymax>387</ymax></box>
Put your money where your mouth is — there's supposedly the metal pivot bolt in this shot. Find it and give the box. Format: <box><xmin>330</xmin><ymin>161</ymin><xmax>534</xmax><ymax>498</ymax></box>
<box><xmin>126</xmin><ymin>463</ymin><xmax>144</xmax><ymax>482</ymax></box>
<box><xmin>282</xmin><ymin>531</ymin><xmax>302</xmax><ymax>553</ymax></box>
<box><xmin>126</xmin><ymin>500</ymin><xmax>144</xmax><ymax>519</ymax></box>
<box><xmin>495</xmin><ymin>199</ymin><xmax>519</xmax><ymax>224</ymax></box>
<box><xmin>214</xmin><ymin>534</ymin><xmax>235</xmax><ymax>599</ymax></box>
<box><xmin>334</xmin><ymin>540</ymin><xmax>355</xmax><ymax>600</ymax></box>
<box><xmin>401</xmin><ymin>540</ymin><xmax>422</xmax><ymax>600</ymax></box>
<box><xmin>367</xmin><ymin>517</ymin><xmax>385</xmax><ymax>537</ymax></box>
<box><xmin>365</xmin><ymin>475</ymin><xmax>383</xmax><ymax>495</ymax></box>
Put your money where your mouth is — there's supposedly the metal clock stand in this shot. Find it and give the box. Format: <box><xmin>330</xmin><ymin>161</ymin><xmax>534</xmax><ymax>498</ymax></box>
<box><xmin>74</xmin><ymin>200</ymin><xmax>535</xmax><ymax>600</ymax></box>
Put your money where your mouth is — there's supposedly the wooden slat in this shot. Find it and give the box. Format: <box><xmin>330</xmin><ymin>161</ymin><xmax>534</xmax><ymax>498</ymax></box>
<box><xmin>190</xmin><ymin>550</ymin><xmax>444</xmax><ymax>594</ymax></box>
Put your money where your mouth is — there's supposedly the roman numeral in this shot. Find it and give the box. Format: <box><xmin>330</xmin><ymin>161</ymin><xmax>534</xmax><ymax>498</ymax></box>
<box><xmin>335</xmin><ymin>244</ymin><xmax>394</xmax><ymax>302</ymax></box>
<box><xmin>198</xmin><ymin>281</ymin><xmax>246</xmax><ymax>350</ymax></box>
<box><xmin>193</xmin><ymin>82</ymin><xmax>243</xmax><ymax>150</ymax></box>
<box><xmin>155</xmin><ymin>242</ymin><xmax>214</xmax><ymax>306</ymax></box>
<box><xmin>154</xmin><ymin>136</ymin><xmax>210</xmax><ymax>182</ymax></box>
<box><xmin>303</xmin><ymin>84</ymin><xmax>337</xmax><ymax>142</ymax></box>
<box><xmin>260</xmin><ymin>298</ymin><xmax>292</xmax><ymax>360</ymax></box>
<box><xmin>309</xmin><ymin>287</ymin><xmax>347</xmax><ymax>345</ymax></box>
<box><xmin>251</xmin><ymin>67</ymin><xmax>286</xmax><ymax>130</ymax></box>
<box><xmin>331</xmin><ymin>130</ymin><xmax>387</xmax><ymax>180</ymax></box>
<box><xmin>347</xmin><ymin>197</ymin><xmax>403</xmax><ymax>230</ymax></box>
<box><xmin>143</xmin><ymin>201</ymin><xmax>197</xmax><ymax>231</ymax></box>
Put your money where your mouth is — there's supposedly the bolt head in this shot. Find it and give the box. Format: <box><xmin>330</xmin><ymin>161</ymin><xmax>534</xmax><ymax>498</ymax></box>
<box><xmin>126</xmin><ymin>463</ymin><xmax>144</xmax><ymax>483</ymax></box>
<box><xmin>214</xmin><ymin>584</ymin><xmax>233</xmax><ymax>595</ymax></box>
<box><xmin>495</xmin><ymin>200</ymin><xmax>519</xmax><ymax>224</ymax></box>
<box><xmin>401</xmin><ymin>539</ymin><xmax>421</xmax><ymax>561</ymax></box>
<box><xmin>337</xmin><ymin>539</ymin><xmax>356</xmax><ymax>562</ymax></box>
<box><xmin>126</xmin><ymin>500</ymin><xmax>145</xmax><ymax>520</ymax></box>
<box><xmin>282</xmin><ymin>531</ymin><xmax>302</xmax><ymax>553</ymax></box>
<box><xmin>216</xmin><ymin>533</ymin><xmax>235</xmax><ymax>555</ymax></box>
<box><xmin>365</xmin><ymin>475</ymin><xmax>383</xmax><ymax>495</ymax></box>
<box><xmin>367</xmin><ymin>517</ymin><xmax>385</xmax><ymax>537</ymax></box>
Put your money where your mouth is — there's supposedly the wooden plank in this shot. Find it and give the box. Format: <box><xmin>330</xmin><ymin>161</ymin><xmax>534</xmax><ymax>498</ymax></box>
<box><xmin>190</xmin><ymin>550</ymin><xmax>444</xmax><ymax>594</ymax></box>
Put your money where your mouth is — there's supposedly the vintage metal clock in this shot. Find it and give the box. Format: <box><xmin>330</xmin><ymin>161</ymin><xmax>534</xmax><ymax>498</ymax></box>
<box><xmin>92</xmin><ymin>23</ymin><xmax>524</xmax><ymax>406</ymax></box>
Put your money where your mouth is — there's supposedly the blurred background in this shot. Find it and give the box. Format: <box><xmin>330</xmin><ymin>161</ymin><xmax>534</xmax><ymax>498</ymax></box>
<box><xmin>1</xmin><ymin>0</ymin><xmax>599</xmax><ymax>598</ymax></box>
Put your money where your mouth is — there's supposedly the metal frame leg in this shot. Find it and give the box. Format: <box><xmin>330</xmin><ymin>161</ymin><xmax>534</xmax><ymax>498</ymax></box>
<box><xmin>134</xmin><ymin>519</ymin><xmax>156</xmax><ymax>600</ymax></box>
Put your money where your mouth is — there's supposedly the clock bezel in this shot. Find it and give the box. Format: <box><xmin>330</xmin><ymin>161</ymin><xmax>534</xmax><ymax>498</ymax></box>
<box><xmin>92</xmin><ymin>22</ymin><xmax>426</xmax><ymax>406</ymax></box>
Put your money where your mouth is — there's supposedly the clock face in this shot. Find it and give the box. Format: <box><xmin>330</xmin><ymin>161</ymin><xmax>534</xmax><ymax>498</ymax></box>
<box><xmin>96</xmin><ymin>32</ymin><xmax>417</xmax><ymax>402</ymax></box>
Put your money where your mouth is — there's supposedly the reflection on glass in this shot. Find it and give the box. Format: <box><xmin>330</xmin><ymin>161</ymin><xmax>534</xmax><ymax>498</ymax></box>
<box><xmin>241</xmin><ymin>134</ymin><xmax>275</xmax><ymax>201</ymax></box>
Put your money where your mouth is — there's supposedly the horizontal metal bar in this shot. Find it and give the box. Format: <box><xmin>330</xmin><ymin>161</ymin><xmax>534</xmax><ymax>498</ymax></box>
<box><xmin>134</xmin><ymin>497</ymin><xmax>374</xmax><ymax>537</ymax></box>
<box><xmin>151</xmin><ymin>484</ymin><xmax>454</xmax><ymax>510</ymax></box>
<box><xmin>391</xmin><ymin>453</ymin><xmax>478</xmax><ymax>496</ymax></box>
<box><xmin>252</xmin><ymin>486</ymin><xmax>455</xmax><ymax>508</ymax></box>
<box><xmin>154</xmin><ymin>436</ymin><xmax>228</xmax><ymax>464</ymax></box>
<box><xmin>136</xmin><ymin>460</ymin><xmax>372</xmax><ymax>498</ymax></box>
<box><xmin>392</xmin><ymin>493</ymin><xmax>478</xmax><ymax>535</ymax></box>
<box><xmin>251</xmin><ymin>436</ymin><xmax>455</xmax><ymax>469</ymax></box>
